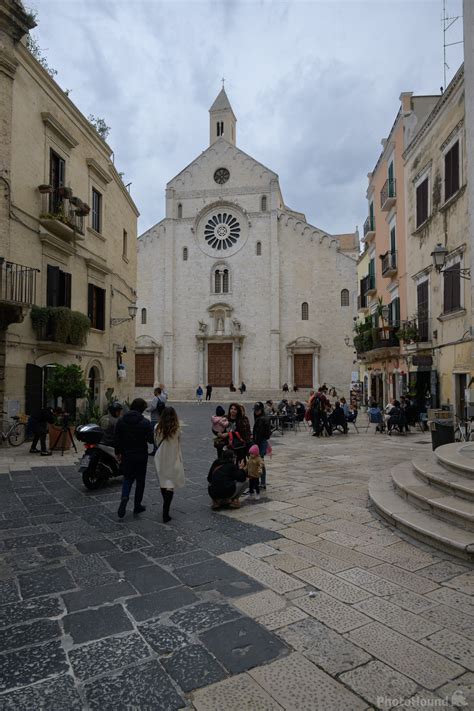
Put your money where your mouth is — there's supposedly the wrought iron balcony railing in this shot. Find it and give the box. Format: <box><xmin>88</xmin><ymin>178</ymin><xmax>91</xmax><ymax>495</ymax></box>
<box><xmin>380</xmin><ymin>178</ymin><xmax>396</xmax><ymax>210</ymax></box>
<box><xmin>40</xmin><ymin>187</ymin><xmax>87</xmax><ymax>239</ymax></box>
<box><xmin>381</xmin><ymin>250</ymin><xmax>398</xmax><ymax>276</ymax></box>
<box><xmin>0</xmin><ymin>258</ymin><xmax>38</xmax><ymax>306</ymax></box>
<box><xmin>363</xmin><ymin>215</ymin><xmax>375</xmax><ymax>238</ymax></box>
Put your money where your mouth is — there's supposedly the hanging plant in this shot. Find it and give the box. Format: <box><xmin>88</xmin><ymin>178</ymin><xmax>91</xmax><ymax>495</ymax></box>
<box><xmin>38</xmin><ymin>184</ymin><xmax>53</xmax><ymax>194</ymax></box>
<box><xmin>58</xmin><ymin>186</ymin><xmax>73</xmax><ymax>199</ymax></box>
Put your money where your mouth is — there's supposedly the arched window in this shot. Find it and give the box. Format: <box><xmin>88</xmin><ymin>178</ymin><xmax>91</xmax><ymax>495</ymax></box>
<box><xmin>183</xmin><ymin>247</ymin><xmax>188</xmax><ymax>261</ymax></box>
<box><xmin>177</xmin><ymin>203</ymin><xmax>182</xmax><ymax>218</ymax></box>
<box><xmin>341</xmin><ymin>289</ymin><xmax>350</xmax><ymax>307</ymax></box>
<box><xmin>261</xmin><ymin>195</ymin><xmax>267</xmax><ymax>212</ymax></box>
<box><xmin>141</xmin><ymin>308</ymin><xmax>147</xmax><ymax>324</ymax></box>
<box><xmin>212</xmin><ymin>264</ymin><xmax>231</xmax><ymax>294</ymax></box>
<box><xmin>301</xmin><ymin>302</ymin><xmax>309</xmax><ymax>320</ymax></box>
<box><xmin>256</xmin><ymin>241</ymin><xmax>262</xmax><ymax>256</ymax></box>
<box><xmin>222</xmin><ymin>269</ymin><xmax>229</xmax><ymax>293</ymax></box>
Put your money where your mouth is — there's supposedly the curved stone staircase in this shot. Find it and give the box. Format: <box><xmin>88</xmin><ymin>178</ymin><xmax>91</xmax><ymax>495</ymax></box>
<box><xmin>369</xmin><ymin>442</ymin><xmax>474</xmax><ymax>561</ymax></box>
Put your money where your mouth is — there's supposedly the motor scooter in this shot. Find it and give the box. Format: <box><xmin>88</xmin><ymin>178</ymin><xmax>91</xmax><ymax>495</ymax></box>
<box><xmin>75</xmin><ymin>424</ymin><xmax>120</xmax><ymax>490</ymax></box>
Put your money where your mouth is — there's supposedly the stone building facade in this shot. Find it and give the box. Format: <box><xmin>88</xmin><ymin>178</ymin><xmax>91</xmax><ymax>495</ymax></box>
<box><xmin>403</xmin><ymin>66</ymin><xmax>472</xmax><ymax>416</ymax></box>
<box><xmin>136</xmin><ymin>89</ymin><xmax>359</xmax><ymax>398</ymax></box>
<box><xmin>0</xmin><ymin>1</ymin><xmax>139</xmax><ymax>417</ymax></box>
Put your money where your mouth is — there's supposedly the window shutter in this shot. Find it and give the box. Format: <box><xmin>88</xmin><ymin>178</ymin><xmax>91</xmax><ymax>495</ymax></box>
<box><xmin>390</xmin><ymin>226</ymin><xmax>396</xmax><ymax>253</ymax></box>
<box><xmin>87</xmin><ymin>283</ymin><xmax>94</xmax><ymax>323</ymax></box>
<box><xmin>47</xmin><ymin>265</ymin><xmax>60</xmax><ymax>307</ymax></box>
<box><xmin>64</xmin><ymin>272</ymin><xmax>72</xmax><ymax>308</ymax></box>
<box><xmin>97</xmin><ymin>288</ymin><xmax>105</xmax><ymax>330</ymax></box>
<box><xmin>443</xmin><ymin>263</ymin><xmax>461</xmax><ymax>313</ymax></box>
<box><xmin>393</xmin><ymin>297</ymin><xmax>400</xmax><ymax>327</ymax></box>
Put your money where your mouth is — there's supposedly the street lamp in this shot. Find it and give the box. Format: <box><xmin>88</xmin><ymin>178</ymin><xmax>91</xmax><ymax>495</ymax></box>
<box><xmin>380</xmin><ymin>304</ymin><xmax>390</xmax><ymax>322</ymax></box>
<box><xmin>431</xmin><ymin>243</ymin><xmax>471</xmax><ymax>279</ymax></box>
<box><xmin>110</xmin><ymin>304</ymin><xmax>138</xmax><ymax>326</ymax></box>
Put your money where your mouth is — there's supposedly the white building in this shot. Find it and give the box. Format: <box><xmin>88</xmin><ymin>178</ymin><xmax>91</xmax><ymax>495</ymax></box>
<box><xmin>135</xmin><ymin>89</ymin><xmax>359</xmax><ymax>398</ymax></box>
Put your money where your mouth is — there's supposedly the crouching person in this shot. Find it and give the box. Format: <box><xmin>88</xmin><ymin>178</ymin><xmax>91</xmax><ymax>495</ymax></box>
<box><xmin>207</xmin><ymin>450</ymin><xmax>247</xmax><ymax>510</ymax></box>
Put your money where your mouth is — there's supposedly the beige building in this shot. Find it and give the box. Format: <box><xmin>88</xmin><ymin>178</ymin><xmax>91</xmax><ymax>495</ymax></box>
<box><xmin>356</xmin><ymin>92</ymin><xmax>439</xmax><ymax>407</ymax></box>
<box><xmin>403</xmin><ymin>65</ymin><xmax>472</xmax><ymax>417</ymax></box>
<box><xmin>0</xmin><ymin>0</ymin><xmax>139</xmax><ymax>417</ymax></box>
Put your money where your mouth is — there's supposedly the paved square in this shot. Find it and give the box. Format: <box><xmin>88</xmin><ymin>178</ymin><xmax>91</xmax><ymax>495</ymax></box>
<box><xmin>0</xmin><ymin>403</ymin><xmax>472</xmax><ymax>709</ymax></box>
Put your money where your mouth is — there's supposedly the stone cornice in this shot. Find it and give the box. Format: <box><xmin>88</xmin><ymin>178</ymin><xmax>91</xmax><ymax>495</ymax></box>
<box><xmin>41</xmin><ymin>112</ymin><xmax>78</xmax><ymax>150</ymax></box>
<box><xmin>85</xmin><ymin>257</ymin><xmax>111</xmax><ymax>275</ymax></box>
<box><xmin>86</xmin><ymin>158</ymin><xmax>112</xmax><ymax>185</ymax></box>
<box><xmin>0</xmin><ymin>1</ymin><xmax>36</xmax><ymax>42</ymax></box>
<box><xmin>0</xmin><ymin>49</ymin><xmax>18</xmax><ymax>79</ymax></box>
<box><xmin>403</xmin><ymin>65</ymin><xmax>464</xmax><ymax>160</ymax></box>
<box><xmin>174</xmin><ymin>185</ymin><xmax>271</xmax><ymax>200</ymax></box>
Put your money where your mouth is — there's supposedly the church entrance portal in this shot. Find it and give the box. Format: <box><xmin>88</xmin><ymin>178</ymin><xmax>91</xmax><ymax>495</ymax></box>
<box><xmin>294</xmin><ymin>354</ymin><xmax>313</xmax><ymax>388</ymax></box>
<box><xmin>208</xmin><ymin>343</ymin><xmax>232</xmax><ymax>386</ymax></box>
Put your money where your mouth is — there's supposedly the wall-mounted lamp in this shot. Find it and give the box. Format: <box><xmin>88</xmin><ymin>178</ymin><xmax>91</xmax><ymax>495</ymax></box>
<box><xmin>431</xmin><ymin>243</ymin><xmax>471</xmax><ymax>279</ymax></box>
<box><xmin>110</xmin><ymin>304</ymin><xmax>138</xmax><ymax>326</ymax></box>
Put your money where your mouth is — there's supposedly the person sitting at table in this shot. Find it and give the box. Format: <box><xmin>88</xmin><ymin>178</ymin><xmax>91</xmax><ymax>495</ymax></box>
<box><xmin>265</xmin><ymin>400</ymin><xmax>276</xmax><ymax>416</ymax></box>
<box><xmin>368</xmin><ymin>402</ymin><xmax>385</xmax><ymax>431</ymax></box>
<box><xmin>328</xmin><ymin>401</ymin><xmax>347</xmax><ymax>433</ymax></box>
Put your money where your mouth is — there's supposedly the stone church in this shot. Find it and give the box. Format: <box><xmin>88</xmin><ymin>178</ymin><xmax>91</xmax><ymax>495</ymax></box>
<box><xmin>135</xmin><ymin>88</ymin><xmax>359</xmax><ymax>398</ymax></box>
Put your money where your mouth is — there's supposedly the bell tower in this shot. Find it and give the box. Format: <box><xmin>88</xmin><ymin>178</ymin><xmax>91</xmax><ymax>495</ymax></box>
<box><xmin>209</xmin><ymin>86</ymin><xmax>236</xmax><ymax>146</ymax></box>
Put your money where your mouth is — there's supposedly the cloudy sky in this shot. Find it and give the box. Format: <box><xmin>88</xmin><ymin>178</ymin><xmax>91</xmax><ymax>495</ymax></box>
<box><xmin>29</xmin><ymin>0</ymin><xmax>464</xmax><ymax>236</ymax></box>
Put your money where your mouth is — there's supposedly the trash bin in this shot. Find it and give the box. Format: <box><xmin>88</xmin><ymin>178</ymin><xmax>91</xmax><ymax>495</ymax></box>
<box><xmin>429</xmin><ymin>420</ymin><xmax>455</xmax><ymax>450</ymax></box>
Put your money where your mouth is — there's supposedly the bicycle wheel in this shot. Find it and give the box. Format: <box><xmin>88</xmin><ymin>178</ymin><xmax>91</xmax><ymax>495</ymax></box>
<box><xmin>8</xmin><ymin>423</ymin><xmax>26</xmax><ymax>446</ymax></box>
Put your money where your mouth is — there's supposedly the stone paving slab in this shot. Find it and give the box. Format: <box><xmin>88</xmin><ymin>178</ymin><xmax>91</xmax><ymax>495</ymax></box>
<box><xmin>220</xmin><ymin>551</ymin><xmax>306</xmax><ymax>593</ymax></box>
<box><xmin>420</xmin><ymin>604</ymin><xmax>474</xmax><ymax>640</ymax></box>
<box><xmin>353</xmin><ymin>596</ymin><xmax>443</xmax><ymax>640</ymax></box>
<box><xmin>191</xmin><ymin>672</ymin><xmax>284</xmax><ymax>710</ymax></box>
<box><xmin>339</xmin><ymin>660</ymin><xmax>418</xmax><ymax>709</ymax></box>
<box><xmin>293</xmin><ymin>590</ymin><xmax>373</xmax><ymax>633</ymax></box>
<box><xmin>294</xmin><ymin>566</ymin><xmax>373</xmax><ymax>603</ymax></box>
<box><xmin>338</xmin><ymin>567</ymin><xmax>405</xmax><ymax>596</ymax></box>
<box><xmin>67</xmin><ymin>632</ymin><xmax>151</xmax><ymax>680</ymax></box>
<box><xmin>277</xmin><ymin>617</ymin><xmax>372</xmax><ymax>675</ymax></box>
<box><xmin>200</xmin><ymin>617</ymin><xmax>289</xmax><ymax>674</ymax></box>
<box><xmin>232</xmin><ymin>589</ymin><xmax>287</xmax><ymax>618</ymax></box>
<box><xmin>420</xmin><ymin>628</ymin><xmax>474</xmax><ymax>671</ymax></box>
<box><xmin>370</xmin><ymin>563</ymin><xmax>441</xmax><ymax>594</ymax></box>
<box><xmin>257</xmin><ymin>605</ymin><xmax>308</xmax><ymax>630</ymax></box>
<box><xmin>249</xmin><ymin>652</ymin><xmax>367</xmax><ymax>710</ymax></box>
<box><xmin>347</xmin><ymin>621</ymin><xmax>465</xmax><ymax>689</ymax></box>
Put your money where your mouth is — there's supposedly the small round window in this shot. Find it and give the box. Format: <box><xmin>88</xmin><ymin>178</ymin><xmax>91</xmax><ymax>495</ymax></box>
<box><xmin>214</xmin><ymin>167</ymin><xmax>230</xmax><ymax>185</ymax></box>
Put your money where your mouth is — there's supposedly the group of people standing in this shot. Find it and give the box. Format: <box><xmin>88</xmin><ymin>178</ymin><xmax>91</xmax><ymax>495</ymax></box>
<box><xmin>208</xmin><ymin>401</ymin><xmax>271</xmax><ymax>507</ymax></box>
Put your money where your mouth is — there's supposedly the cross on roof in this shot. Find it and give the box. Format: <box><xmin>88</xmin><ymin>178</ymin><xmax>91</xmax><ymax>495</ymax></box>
<box><xmin>221</xmin><ymin>76</ymin><xmax>225</xmax><ymax>88</ymax></box>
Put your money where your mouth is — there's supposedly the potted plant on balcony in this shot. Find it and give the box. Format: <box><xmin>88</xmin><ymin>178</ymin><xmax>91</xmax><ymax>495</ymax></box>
<box><xmin>76</xmin><ymin>203</ymin><xmax>90</xmax><ymax>217</ymax></box>
<box><xmin>58</xmin><ymin>186</ymin><xmax>73</xmax><ymax>200</ymax></box>
<box><xmin>46</xmin><ymin>364</ymin><xmax>87</xmax><ymax>449</ymax></box>
<box><xmin>38</xmin><ymin>184</ymin><xmax>53</xmax><ymax>194</ymax></box>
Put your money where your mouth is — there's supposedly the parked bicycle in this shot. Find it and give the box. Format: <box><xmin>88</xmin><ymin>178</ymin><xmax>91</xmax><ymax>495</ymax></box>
<box><xmin>1</xmin><ymin>411</ymin><xmax>27</xmax><ymax>446</ymax></box>
<box><xmin>454</xmin><ymin>415</ymin><xmax>472</xmax><ymax>442</ymax></box>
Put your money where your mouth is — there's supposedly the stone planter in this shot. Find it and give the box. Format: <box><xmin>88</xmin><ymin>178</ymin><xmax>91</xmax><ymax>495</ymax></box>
<box><xmin>48</xmin><ymin>423</ymin><xmax>75</xmax><ymax>450</ymax></box>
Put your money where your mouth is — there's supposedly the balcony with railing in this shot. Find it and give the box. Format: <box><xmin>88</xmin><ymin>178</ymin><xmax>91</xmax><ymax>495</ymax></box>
<box><xmin>365</xmin><ymin>273</ymin><xmax>376</xmax><ymax>295</ymax></box>
<box><xmin>39</xmin><ymin>186</ymin><xmax>88</xmax><ymax>241</ymax></box>
<box><xmin>0</xmin><ymin>258</ymin><xmax>38</xmax><ymax>327</ymax></box>
<box><xmin>363</xmin><ymin>215</ymin><xmax>375</xmax><ymax>241</ymax></box>
<box><xmin>380</xmin><ymin>178</ymin><xmax>396</xmax><ymax>211</ymax></box>
<box><xmin>354</xmin><ymin>326</ymin><xmax>400</xmax><ymax>361</ymax></box>
<box><xmin>381</xmin><ymin>250</ymin><xmax>398</xmax><ymax>277</ymax></box>
<box><xmin>397</xmin><ymin>317</ymin><xmax>431</xmax><ymax>346</ymax></box>
<box><xmin>0</xmin><ymin>259</ymin><xmax>37</xmax><ymax>306</ymax></box>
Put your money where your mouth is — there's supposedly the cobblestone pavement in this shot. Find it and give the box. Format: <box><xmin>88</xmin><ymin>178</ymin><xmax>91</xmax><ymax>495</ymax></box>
<box><xmin>0</xmin><ymin>402</ymin><xmax>472</xmax><ymax>710</ymax></box>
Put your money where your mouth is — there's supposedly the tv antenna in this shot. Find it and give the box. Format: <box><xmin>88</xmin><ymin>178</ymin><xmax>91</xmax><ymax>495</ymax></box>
<box><xmin>442</xmin><ymin>0</ymin><xmax>463</xmax><ymax>90</ymax></box>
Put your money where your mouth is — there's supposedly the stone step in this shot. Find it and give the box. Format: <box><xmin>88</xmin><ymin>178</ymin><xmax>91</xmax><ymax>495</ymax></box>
<box><xmin>369</xmin><ymin>472</ymin><xmax>474</xmax><ymax>561</ymax></box>
<box><xmin>434</xmin><ymin>442</ymin><xmax>474</xmax><ymax>478</ymax></box>
<box><xmin>412</xmin><ymin>455</ymin><xmax>474</xmax><ymax>501</ymax></box>
<box><xmin>391</xmin><ymin>462</ymin><xmax>474</xmax><ymax>531</ymax></box>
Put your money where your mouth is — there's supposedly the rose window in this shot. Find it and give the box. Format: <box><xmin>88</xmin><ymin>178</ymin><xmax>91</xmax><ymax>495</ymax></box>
<box><xmin>204</xmin><ymin>213</ymin><xmax>240</xmax><ymax>250</ymax></box>
<box><xmin>214</xmin><ymin>167</ymin><xmax>230</xmax><ymax>184</ymax></box>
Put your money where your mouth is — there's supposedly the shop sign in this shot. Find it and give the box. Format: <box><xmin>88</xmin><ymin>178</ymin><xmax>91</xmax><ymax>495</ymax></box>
<box><xmin>412</xmin><ymin>355</ymin><xmax>433</xmax><ymax>367</ymax></box>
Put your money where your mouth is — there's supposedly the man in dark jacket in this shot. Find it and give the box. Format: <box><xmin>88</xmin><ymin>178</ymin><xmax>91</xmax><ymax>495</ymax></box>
<box><xmin>115</xmin><ymin>398</ymin><xmax>154</xmax><ymax>518</ymax></box>
<box><xmin>253</xmin><ymin>402</ymin><xmax>271</xmax><ymax>489</ymax></box>
<box><xmin>207</xmin><ymin>450</ymin><xmax>247</xmax><ymax>509</ymax></box>
<box><xmin>29</xmin><ymin>406</ymin><xmax>54</xmax><ymax>455</ymax></box>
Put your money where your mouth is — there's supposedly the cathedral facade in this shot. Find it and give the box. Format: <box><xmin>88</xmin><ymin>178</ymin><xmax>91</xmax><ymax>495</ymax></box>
<box><xmin>135</xmin><ymin>89</ymin><xmax>359</xmax><ymax>397</ymax></box>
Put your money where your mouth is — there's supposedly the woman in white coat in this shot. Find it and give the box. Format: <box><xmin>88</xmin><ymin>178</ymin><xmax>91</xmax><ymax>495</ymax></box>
<box><xmin>154</xmin><ymin>406</ymin><xmax>185</xmax><ymax>522</ymax></box>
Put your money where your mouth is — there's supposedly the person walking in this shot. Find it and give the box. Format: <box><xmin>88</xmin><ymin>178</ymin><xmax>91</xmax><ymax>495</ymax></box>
<box><xmin>239</xmin><ymin>381</ymin><xmax>246</xmax><ymax>395</ymax></box>
<box><xmin>196</xmin><ymin>385</ymin><xmax>204</xmax><ymax>404</ymax></box>
<box><xmin>29</xmin><ymin>405</ymin><xmax>54</xmax><ymax>455</ymax></box>
<box><xmin>205</xmin><ymin>384</ymin><xmax>213</xmax><ymax>401</ymax></box>
<box><xmin>252</xmin><ymin>401</ymin><xmax>271</xmax><ymax>490</ymax></box>
<box><xmin>311</xmin><ymin>386</ymin><xmax>332</xmax><ymax>437</ymax></box>
<box><xmin>116</xmin><ymin>398</ymin><xmax>154</xmax><ymax>519</ymax></box>
<box><xmin>154</xmin><ymin>406</ymin><xmax>184</xmax><ymax>522</ymax></box>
